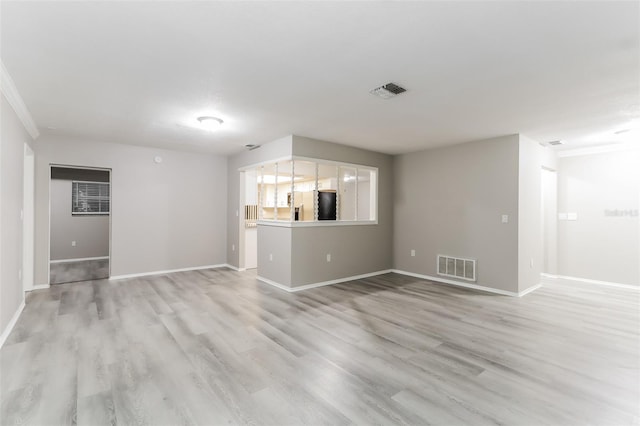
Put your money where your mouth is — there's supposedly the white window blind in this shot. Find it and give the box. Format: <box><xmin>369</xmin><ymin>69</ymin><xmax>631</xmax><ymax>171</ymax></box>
<box><xmin>72</xmin><ymin>181</ymin><xmax>110</xmax><ymax>215</ymax></box>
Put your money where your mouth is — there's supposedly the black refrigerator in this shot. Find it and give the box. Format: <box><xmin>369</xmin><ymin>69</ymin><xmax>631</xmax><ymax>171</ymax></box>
<box><xmin>318</xmin><ymin>190</ymin><xmax>337</xmax><ymax>220</ymax></box>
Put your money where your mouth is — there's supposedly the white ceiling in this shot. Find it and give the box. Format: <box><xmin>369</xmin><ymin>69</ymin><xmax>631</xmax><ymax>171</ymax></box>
<box><xmin>1</xmin><ymin>1</ymin><xmax>638</xmax><ymax>156</ymax></box>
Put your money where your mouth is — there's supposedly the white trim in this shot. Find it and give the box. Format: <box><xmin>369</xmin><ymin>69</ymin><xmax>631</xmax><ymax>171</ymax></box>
<box><xmin>390</xmin><ymin>269</ymin><xmax>541</xmax><ymax>297</ymax></box>
<box><xmin>31</xmin><ymin>284</ymin><xmax>50</xmax><ymax>290</ymax></box>
<box><xmin>257</xmin><ymin>276</ymin><xmax>293</xmax><ymax>292</ymax></box>
<box><xmin>0</xmin><ymin>299</ymin><xmax>26</xmax><ymax>349</ymax></box>
<box><xmin>257</xmin><ymin>270</ymin><xmax>393</xmax><ymax>292</ymax></box>
<box><xmin>50</xmin><ymin>256</ymin><xmax>109</xmax><ymax>264</ymax></box>
<box><xmin>257</xmin><ymin>220</ymin><xmax>378</xmax><ymax>228</ymax></box>
<box><xmin>546</xmin><ymin>274</ymin><xmax>639</xmax><ymax>290</ymax></box>
<box><xmin>23</xmin><ymin>143</ymin><xmax>35</xmax><ymax>292</ymax></box>
<box><xmin>109</xmin><ymin>264</ymin><xmax>228</xmax><ymax>280</ymax></box>
<box><xmin>292</xmin><ymin>155</ymin><xmax>378</xmax><ymax>171</ymax></box>
<box><xmin>518</xmin><ymin>283</ymin><xmax>542</xmax><ymax>297</ymax></box>
<box><xmin>223</xmin><ymin>263</ymin><xmax>245</xmax><ymax>272</ymax></box>
<box><xmin>238</xmin><ymin>156</ymin><xmax>293</xmax><ymax>171</ymax></box>
<box><xmin>0</xmin><ymin>62</ymin><xmax>39</xmax><ymax>140</ymax></box>
<box><xmin>50</xmin><ymin>164</ymin><xmax>112</xmax><ymax>171</ymax></box>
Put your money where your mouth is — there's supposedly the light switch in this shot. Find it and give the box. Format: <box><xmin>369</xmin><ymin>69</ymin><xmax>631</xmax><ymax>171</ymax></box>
<box><xmin>411</xmin><ymin>249</ymin><xmax>416</xmax><ymax>257</ymax></box>
<box><xmin>501</xmin><ymin>215</ymin><xmax>509</xmax><ymax>224</ymax></box>
<box><xmin>326</xmin><ymin>254</ymin><xmax>331</xmax><ymax>262</ymax></box>
<box><xmin>567</xmin><ymin>212</ymin><xmax>578</xmax><ymax>221</ymax></box>
<box><xmin>558</xmin><ymin>213</ymin><xmax>568</xmax><ymax>220</ymax></box>
<box><xmin>71</xmin><ymin>241</ymin><xmax>76</xmax><ymax>247</ymax></box>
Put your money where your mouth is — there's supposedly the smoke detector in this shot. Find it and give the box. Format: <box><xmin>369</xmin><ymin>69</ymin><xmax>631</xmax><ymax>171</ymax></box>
<box><xmin>370</xmin><ymin>82</ymin><xmax>407</xmax><ymax>99</ymax></box>
<box><xmin>547</xmin><ymin>140</ymin><xmax>565</xmax><ymax>146</ymax></box>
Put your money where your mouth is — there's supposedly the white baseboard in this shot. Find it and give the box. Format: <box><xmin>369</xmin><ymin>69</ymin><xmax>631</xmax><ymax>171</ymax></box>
<box><xmin>50</xmin><ymin>256</ymin><xmax>109</xmax><ymax>264</ymax></box>
<box><xmin>109</xmin><ymin>264</ymin><xmax>228</xmax><ymax>280</ymax></box>
<box><xmin>223</xmin><ymin>264</ymin><xmax>246</xmax><ymax>272</ymax></box>
<box><xmin>0</xmin><ymin>299</ymin><xmax>26</xmax><ymax>349</ymax></box>
<box><xmin>545</xmin><ymin>274</ymin><xmax>639</xmax><ymax>290</ymax></box>
<box><xmin>258</xmin><ymin>269</ymin><xmax>393</xmax><ymax>293</ymax></box>
<box><xmin>256</xmin><ymin>276</ymin><xmax>294</xmax><ymax>292</ymax></box>
<box><xmin>390</xmin><ymin>269</ymin><xmax>541</xmax><ymax>297</ymax></box>
<box><xmin>518</xmin><ymin>283</ymin><xmax>542</xmax><ymax>297</ymax></box>
<box><xmin>31</xmin><ymin>284</ymin><xmax>50</xmax><ymax>290</ymax></box>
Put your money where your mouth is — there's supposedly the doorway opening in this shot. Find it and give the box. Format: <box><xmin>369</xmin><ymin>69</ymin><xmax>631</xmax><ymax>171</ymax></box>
<box><xmin>49</xmin><ymin>165</ymin><xmax>111</xmax><ymax>284</ymax></box>
<box><xmin>240</xmin><ymin>170</ymin><xmax>258</xmax><ymax>270</ymax></box>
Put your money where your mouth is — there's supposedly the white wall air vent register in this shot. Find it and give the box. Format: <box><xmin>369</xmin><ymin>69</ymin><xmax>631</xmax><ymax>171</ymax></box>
<box><xmin>437</xmin><ymin>255</ymin><xmax>476</xmax><ymax>282</ymax></box>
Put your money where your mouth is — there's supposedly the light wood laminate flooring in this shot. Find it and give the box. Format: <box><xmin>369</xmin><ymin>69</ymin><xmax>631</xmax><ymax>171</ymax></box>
<box><xmin>1</xmin><ymin>269</ymin><xmax>638</xmax><ymax>425</ymax></box>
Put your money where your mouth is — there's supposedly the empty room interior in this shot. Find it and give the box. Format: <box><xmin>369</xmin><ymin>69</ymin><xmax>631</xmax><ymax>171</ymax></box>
<box><xmin>1</xmin><ymin>1</ymin><xmax>639</xmax><ymax>425</ymax></box>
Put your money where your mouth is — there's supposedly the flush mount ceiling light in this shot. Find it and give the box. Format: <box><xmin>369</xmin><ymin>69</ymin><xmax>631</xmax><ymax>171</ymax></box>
<box><xmin>197</xmin><ymin>116</ymin><xmax>223</xmax><ymax>131</ymax></box>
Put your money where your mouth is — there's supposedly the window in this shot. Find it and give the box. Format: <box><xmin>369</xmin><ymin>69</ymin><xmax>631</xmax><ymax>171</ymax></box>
<box><xmin>72</xmin><ymin>181</ymin><xmax>110</xmax><ymax>215</ymax></box>
<box><xmin>249</xmin><ymin>157</ymin><xmax>378</xmax><ymax>225</ymax></box>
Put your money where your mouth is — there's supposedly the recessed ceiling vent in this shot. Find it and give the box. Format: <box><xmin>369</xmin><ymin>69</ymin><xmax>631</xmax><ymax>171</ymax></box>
<box><xmin>547</xmin><ymin>140</ymin><xmax>565</xmax><ymax>146</ymax></box>
<box><xmin>370</xmin><ymin>82</ymin><xmax>407</xmax><ymax>99</ymax></box>
<box><xmin>245</xmin><ymin>144</ymin><xmax>261</xmax><ymax>151</ymax></box>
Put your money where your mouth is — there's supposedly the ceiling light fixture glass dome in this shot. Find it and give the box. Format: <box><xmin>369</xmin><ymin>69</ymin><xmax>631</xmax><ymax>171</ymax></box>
<box><xmin>197</xmin><ymin>116</ymin><xmax>223</xmax><ymax>131</ymax></box>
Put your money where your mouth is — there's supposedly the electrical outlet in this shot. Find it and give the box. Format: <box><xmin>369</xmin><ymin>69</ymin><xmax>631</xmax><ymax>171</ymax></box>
<box><xmin>71</xmin><ymin>241</ymin><xmax>76</xmax><ymax>247</ymax></box>
<box><xmin>411</xmin><ymin>249</ymin><xmax>416</xmax><ymax>257</ymax></box>
<box><xmin>269</xmin><ymin>253</ymin><xmax>273</xmax><ymax>261</ymax></box>
<box><xmin>501</xmin><ymin>214</ymin><xmax>509</xmax><ymax>224</ymax></box>
<box><xmin>326</xmin><ymin>253</ymin><xmax>331</xmax><ymax>262</ymax></box>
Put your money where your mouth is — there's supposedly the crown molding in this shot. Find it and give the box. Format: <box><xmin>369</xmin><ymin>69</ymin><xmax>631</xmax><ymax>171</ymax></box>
<box><xmin>0</xmin><ymin>61</ymin><xmax>40</xmax><ymax>140</ymax></box>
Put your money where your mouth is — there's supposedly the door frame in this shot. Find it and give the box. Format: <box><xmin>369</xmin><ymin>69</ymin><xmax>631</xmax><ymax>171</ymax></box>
<box><xmin>22</xmin><ymin>143</ymin><xmax>35</xmax><ymax>292</ymax></box>
<box><xmin>48</xmin><ymin>164</ymin><xmax>112</xmax><ymax>284</ymax></box>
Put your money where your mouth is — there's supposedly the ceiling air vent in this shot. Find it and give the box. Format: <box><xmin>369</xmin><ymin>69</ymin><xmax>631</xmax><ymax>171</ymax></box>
<box><xmin>547</xmin><ymin>140</ymin><xmax>565</xmax><ymax>146</ymax></box>
<box><xmin>370</xmin><ymin>82</ymin><xmax>407</xmax><ymax>99</ymax></box>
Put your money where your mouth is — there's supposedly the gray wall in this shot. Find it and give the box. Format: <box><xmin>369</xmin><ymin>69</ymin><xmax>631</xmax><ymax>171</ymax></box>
<box><xmin>393</xmin><ymin>135</ymin><xmax>520</xmax><ymax>293</ymax></box>
<box><xmin>50</xmin><ymin>178</ymin><xmax>110</xmax><ymax>260</ymax></box>
<box><xmin>290</xmin><ymin>136</ymin><xmax>393</xmax><ymax>286</ymax></box>
<box><xmin>557</xmin><ymin>149</ymin><xmax>640</xmax><ymax>286</ymax></box>
<box><xmin>257</xmin><ymin>225</ymin><xmax>292</xmax><ymax>286</ymax></box>
<box><xmin>34</xmin><ymin>136</ymin><xmax>228</xmax><ymax>284</ymax></box>
<box><xmin>0</xmin><ymin>92</ymin><xmax>33</xmax><ymax>333</ymax></box>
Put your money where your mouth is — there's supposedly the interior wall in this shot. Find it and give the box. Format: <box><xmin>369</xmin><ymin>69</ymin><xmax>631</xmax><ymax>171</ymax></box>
<box><xmin>34</xmin><ymin>136</ymin><xmax>227</xmax><ymax>284</ymax></box>
<box><xmin>517</xmin><ymin>135</ymin><xmax>544</xmax><ymax>292</ymax></box>
<box><xmin>557</xmin><ymin>149</ymin><xmax>640</xmax><ymax>286</ymax></box>
<box><xmin>393</xmin><ymin>134</ymin><xmax>520</xmax><ymax>293</ymax></box>
<box><xmin>290</xmin><ymin>135</ymin><xmax>394</xmax><ymax>286</ymax></box>
<box><xmin>257</xmin><ymin>225</ymin><xmax>292</xmax><ymax>286</ymax></box>
<box><xmin>226</xmin><ymin>135</ymin><xmax>292</xmax><ymax>269</ymax></box>
<box><xmin>50</xmin><ymin>176</ymin><xmax>110</xmax><ymax>261</ymax></box>
<box><xmin>0</xmin><ymin>92</ymin><xmax>32</xmax><ymax>334</ymax></box>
